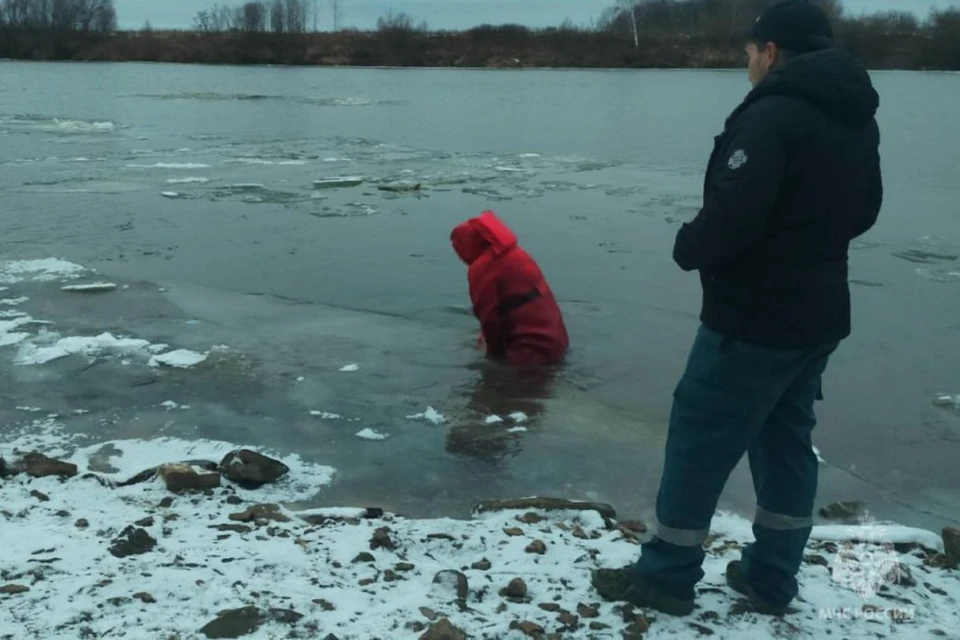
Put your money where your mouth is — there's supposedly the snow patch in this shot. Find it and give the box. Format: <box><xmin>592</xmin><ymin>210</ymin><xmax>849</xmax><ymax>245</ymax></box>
<box><xmin>407</xmin><ymin>406</ymin><xmax>445</xmax><ymax>425</ymax></box>
<box><xmin>148</xmin><ymin>349</ymin><xmax>208</xmax><ymax>369</ymax></box>
<box><xmin>61</xmin><ymin>282</ymin><xmax>117</xmax><ymax>292</ymax></box>
<box><xmin>14</xmin><ymin>332</ymin><xmax>153</xmax><ymax>365</ymax></box>
<box><xmin>339</xmin><ymin>363</ymin><xmax>359</xmax><ymax>372</ymax></box>
<box><xmin>0</xmin><ymin>258</ymin><xmax>86</xmax><ymax>285</ymax></box>
<box><xmin>484</xmin><ymin>415</ymin><xmax>504</xmax><ymax>424</ymax></box>
<box><xmin>355</xmin><ymin>428</ymin><xmax>388</xmax><ymax>441</ymax></box>
<box><xmin>0</xmin><ymin>296</ymin><xmax>29</xmax><ymax>305</ymax></box>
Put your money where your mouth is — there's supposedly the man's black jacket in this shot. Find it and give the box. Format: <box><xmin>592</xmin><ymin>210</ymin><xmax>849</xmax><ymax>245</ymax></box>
<box><xmin>674</xmin><ymin>48</ymin><xmax>882</xmax><ymax>348</ymax></box>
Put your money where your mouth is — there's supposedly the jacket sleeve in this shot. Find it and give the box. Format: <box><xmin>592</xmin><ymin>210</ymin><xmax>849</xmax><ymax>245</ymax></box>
<box><xmin>849</xmin><ymin>124</ymin><xmax>883</xmax><ymax>239</ymax></box>
<box><xmin>470</xmin><ymin>271</ymin><xmax>507</xmax><ymax>358</ymax></box>
<box><xmin>673</xmin><ymin>116</ymin><xmax>786</xmax><ymax>272</ymax></box>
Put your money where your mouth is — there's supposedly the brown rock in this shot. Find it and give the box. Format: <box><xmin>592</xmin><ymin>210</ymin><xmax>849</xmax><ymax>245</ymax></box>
<box><xmin>590</xmin><ymin>622</ymin><xmax>611</xmax><ymax>630</ymax></box>
<box><xmin>427</xmin><ymin>533</ymin><xmax>457</xmax><ymax>541</ymax></box>
<box><xmin>688</xmin><ymin>622</ymin><xmax>715</xmax><ymax>636</ymax></box>
<box><xmin>432</xmin><ymin>570</ymin><xmax>469</xmax><ymax>602</ymax></box>
<box><xmin>572</xmin><ymin>525</ymin><xmax>588</xmax><ymax>539</ymax></box>
<box><xmin>619</xmin><ymin>520</ymin><xmax>647</xmax><ymax>534</ymax></box>
<box><xmin>312</xmin><ymin>599</ymin><xmax>335</xmax><ymax>611</ymax></box>
<box><xmin>383</xmin><ymin>570</ymin><xmax>401</xmax><ymax>582</ymax></box>
<box><xmin>352</xmin><ymin>552</ymin><xmax>376</xmax><ymax>564</ymax></box>
<box><xmin>370</xmin><ymin>526</ymin><xmax>396</xmax><ymax>551</ymax></box>
<box><xmin>406</xmin><ymin>621</ymin><xmax>427</xmax><ymax>633</ymax></box>
<box><xmin>503</xmin><ymin>577</ymin><xmax>527</xmax><ymax>598</ymax></box>
<box><xmin>819</xmin><ymin>501</ymin><xmax>865</xmax><ymax>521</ymax></box>
<box><xmin>623</xmin><ymin>622</ymin><xmax>647</xmax><ymax>639</ymax></box>
<box><xmin>159</xmin><ymin>464</ymin><xmax>221</xmax><ymax>492</ymax></box>
<box><xmin>395</xmin><ymin>562</ymin><xmax>416</xmax><ymax>571</ymax></box>
<box><xmin>538</xmin><ymin>602</ymin><xmax>561</xmax><ymax>612</ymax></box>
<box><xmin>419</xmin><ymin>606</ymin><xmax>440</xmax><ymax>621</ymax></box>
<box><xmin>75</xmin><ymin>518</ymin><xmax>89</xmax><ymax>529</ymax></box>
<box><xmin>517</xmin><ymin>512</ymin><xmax>544</xmax><ymax>524</ymax></box>
<box><xmin>804</xmin><ymin>554</ymin><xmax>829</xmax><ymax>567</ymax></box>
<box><xmin>30</xmin><ymin>489</ymin><xmax>50</xmax><ymax>502</ymax></box>
<box><xmin>475</xmin><ymin>497</ymin><xmax>616</xmax><ymax>520</ymax></box>
<box><xmin>209</xmin><ymin>524</ymin><xmax>253</xmax><ymax>534</ymax></box>
<box><xmin>577</xmin><ymin>603</ymin><xmax>599</xmax><ymax>618</ymax></box>
<box><xmin>418</xmin><ymin>618</ymin><xmax>466</xmax><ymax>640</ymax></box>
<box><xmin>108</xmin><ymin>526</ymin><xmax>156</xmax><ymax>558</ymax></box>
<box><xmin>133</xmin><ymin>592</ymin><xmax>156</xmax><ymax>604</ymax></box>
<box><xmin>55</xmin><ymin>510</ymin><xmax>70</xmax><ymax>518</ymax></box>
<box><xmin>625</xmin><ymin>614</ymin><xmax>651</xmax><ymax>634</ymax></box>
<box><xmin>558</xmin><ymin>611</ymin><xmax>579</xmax><ymax>630</ymax></box>
<box><xmin>0</xmin><ymin>456</ymin><xmax>14</xmax><ymax>478</ymax></box>
<box><xmin>943</xmin><ymin>527</ymin><xmax>960</xmax><ymax>568</ymax></box>
<box><xmin>225</xmin><ymin>495</ymin><xmax>243</xmax><ymax>505</ymax></box>
<box><xmin>135</xmin><ymin>517</ymin><xmax>155</xmax><ymax>527</ymax></box>
<box><xmin>218</xmin><ymin>449</ymin><xmax>290</xmax><ymax>489</ymax></box>
<box><xmin>0</xmin><ymin>584</ymin><xmax>29</xmax><ymax>595</ymax></box>
<box><xmin>358</xmin><ymin>577</ymin><xmax>376</xmax><ymax>587</ymax></box>
<box><xmin>510</xmin><ymin>620</ymin><xmax>545</xmax><ymax>636</ymax></box>
<box><xmin>525</xmin><ymin>539</ymin><xmax>547</xmax><ymax>554</ymax></box>
<box><xmin>23</xmin><ymin>452</ymin><xmax>77</xmax><ymax>478</ymax></box>
<box><xmin>503</xmin><ymin>527</ymin><xmax>524</xmax><ymax>536</ymax></box>
<box><xmin>158</xmin><ymin>496</ymin><xmax>175</xmax><ymax>508</ymax></box>
<box><xmin>228</xmin><ymin>504</ymin><xmax>290</xmax><ymax>523</ymax></box>
<box><xmin>471</xmin><ymin>558</ymin><xmax>492</xmax><ymax>571</ymax></box>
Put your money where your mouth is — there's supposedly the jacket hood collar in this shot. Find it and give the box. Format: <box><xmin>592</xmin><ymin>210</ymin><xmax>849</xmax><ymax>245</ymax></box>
<box><xmin>730</xmin><ymin>48</ymin><xmax>879</xmax><ymax>128</ymax></box>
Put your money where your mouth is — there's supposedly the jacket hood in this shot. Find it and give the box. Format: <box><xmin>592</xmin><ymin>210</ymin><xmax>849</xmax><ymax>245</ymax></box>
<box><xmin>451</xmin><ymin>210</ymin><xmax>518</xmax><ymax>265</ymax></box>
<box><xmin>738</xmin><ymin>48</ymin><xmax>879</xmax><ymax>127</ymax></box>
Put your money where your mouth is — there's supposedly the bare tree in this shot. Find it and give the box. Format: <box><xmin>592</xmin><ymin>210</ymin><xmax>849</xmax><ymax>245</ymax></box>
<box><xmin>269</xmin><ymin>0</ymin><xmax>285</xmax><ymax>33</ymax></box>
<box><xmin>241</xmin><ymin>1</ymin><xmax>266</xmax><ymax>32</ymax></box>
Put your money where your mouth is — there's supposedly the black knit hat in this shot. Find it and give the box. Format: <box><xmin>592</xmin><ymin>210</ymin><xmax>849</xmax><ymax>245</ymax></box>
<box><xmin>751</xmin><ymin>0</ymin><xmax>834</xmax><ymax>53</ymax></box>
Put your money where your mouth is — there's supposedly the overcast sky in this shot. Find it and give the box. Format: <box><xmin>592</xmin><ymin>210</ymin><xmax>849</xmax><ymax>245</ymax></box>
<box><xmin>119</xmin><ymin>0</ymin><xmax>958</xmax><ymax>31</ymax></box>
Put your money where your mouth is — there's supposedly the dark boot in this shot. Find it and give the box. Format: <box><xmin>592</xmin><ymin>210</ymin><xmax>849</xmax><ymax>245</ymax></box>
<box><xmin>591</xmin><ymin>567</ymin><xmax>694</xmax><ymax>617</ymax></box>
<box><xmin>725</xmin><ymin>561</ymin><xmax>787</xmax><ymax>617</ymax></box>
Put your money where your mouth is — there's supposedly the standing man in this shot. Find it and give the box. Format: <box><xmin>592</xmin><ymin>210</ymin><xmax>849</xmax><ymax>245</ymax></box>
<box><xmin>593</xmin><ymin>0</ymin><xmax>882</xmax><ymax>617</ymax></box>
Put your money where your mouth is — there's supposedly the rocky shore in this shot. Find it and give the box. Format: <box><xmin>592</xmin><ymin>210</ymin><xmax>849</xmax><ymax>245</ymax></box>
<box><xmin>2</xmin><ymin>438</ymin><xmax>959</xmax><ymax>640</ymax></box>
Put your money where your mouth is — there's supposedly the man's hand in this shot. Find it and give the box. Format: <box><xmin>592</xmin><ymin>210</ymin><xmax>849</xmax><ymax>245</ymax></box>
<box><xmin>474</xmin><ymin>332</ymin><xmax>487</xmax><ymax>352</ymax></box>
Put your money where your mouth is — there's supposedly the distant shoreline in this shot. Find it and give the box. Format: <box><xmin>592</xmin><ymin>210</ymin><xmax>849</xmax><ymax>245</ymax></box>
<box><xmin>1</xmin><ymin>29</ymin><xmax>957</xmax><ymax>71</ymax></box>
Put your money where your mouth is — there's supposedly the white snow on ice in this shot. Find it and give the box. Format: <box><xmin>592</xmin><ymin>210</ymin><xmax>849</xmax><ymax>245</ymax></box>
<box><xmin>484</xmin><ymin>415</ymin><xmax>504</xmax><ymax>424</ymax></box>
<box><xmin>0</xmin><ymin>258</ymin><xmax>86</xmax><ymax>285</ymax></box>
<box><xmin>148</xmin><ymin>349</ymin><xmax>208</xmax><ymax>369</ymax></box>
<box><xmin>339</xmin><ymin>363</ymin><xmax>359</xmax><ymax>372</ymax></box>
<box><xmin>355</xmin><ymin>428</ymin><xmax>388</xmax><ymax>441</ymax></box>
<box><xmin>407</xmin><ymin>406</ymin><xmax>445</xmax><ymax>425</ymax></box>
<box><xmin>14</xmin><ymin>332</ymin><xmax>153</xmax><ymax>365</ymax></box>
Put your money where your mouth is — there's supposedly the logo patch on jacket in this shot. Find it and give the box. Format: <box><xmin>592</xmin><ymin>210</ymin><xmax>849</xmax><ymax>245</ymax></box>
<box><xmin>728</xmin><ymin>149</ymin><xmax>748</xmax><ymax>170</ymax></box>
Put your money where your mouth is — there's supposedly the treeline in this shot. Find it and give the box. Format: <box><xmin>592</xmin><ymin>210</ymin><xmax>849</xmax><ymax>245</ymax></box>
<box><xmin>193</xmin><ymin>1</ymin><xmax>311</xmax><ymax>34</ymax></box>
<box><xmin>0</xmin><ymin>0</ymin><xmax>116</xmax><ymax>32</ymax></box>
<box><xmin>0</xmin><ymin>0</ymin><xmax>958</xmax><ymax>70</ymax></box>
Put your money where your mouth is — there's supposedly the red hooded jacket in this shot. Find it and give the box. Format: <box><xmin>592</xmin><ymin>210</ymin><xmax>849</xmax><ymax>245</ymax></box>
<box><xmin>451</xmin><ymin>211</ymin><xmax>569</xmax><ymax>367</ymax></box>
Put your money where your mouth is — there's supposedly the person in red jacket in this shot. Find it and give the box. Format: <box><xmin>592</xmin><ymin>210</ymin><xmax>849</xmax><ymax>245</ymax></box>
<box><xmin>451</xmin><ymin>210</ymin><xmax>569</xmax><ymax>367</ymax></box>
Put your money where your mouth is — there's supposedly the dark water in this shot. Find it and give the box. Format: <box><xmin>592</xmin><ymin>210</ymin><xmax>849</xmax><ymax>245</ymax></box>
<box><xmin>1</xmin><ymin>62</ymin><xmax>958</xmax><ymax>529</ymax></box>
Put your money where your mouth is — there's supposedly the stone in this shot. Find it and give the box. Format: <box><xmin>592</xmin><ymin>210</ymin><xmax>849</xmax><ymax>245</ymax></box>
<box><xmin>29</xmin><ymin>489</ymin><xmax>50</xmax><ymax>502</ymax></box>
<box><xmin>352</xmin><ymin>552</ymin><xmax>376</xmax><ymax>564</ymax></box>
<box><xmin>577</xmin><ymin>603</ymin><xmax>599</xmax><ymax>618</ymax></box>
<box><xmin>688</xmin><ymin>622</ymin><xmax>715</xmax><ymax>636</ymax></box>
<box><xmin>572</xmin><ymin>525</ymin><xmax>588</xmax><ymax>539</ymax></box>
<box><xmin>509</xmin><ymin>620</ymin><xmax>545</xmax><ymax>636</ymax></box>
<box><xmin>358</xmin><ymin>577</ymin><xmax>376</xmax><ymax>587</ymax></box>
<box><xmin>471</xmin><ymin>558</ymin><xmax>492</xmax><ymax>571</ymax></box>
<box><xmin>300</xmin><ymin>507</ymin><xmax>384</xmax><ymax>525</ymax></box>
<box><xmin>804</xmin><ymin>554</ymin><xmax>829</xmax><ymax>567</ymax></box>
<box><xmin>210</xmin><ymin>524</ymin><xmax>253</xmax><ymax>534</ymax></box>
<box><xmin>0</xmin><ymin>456</ymin><xmax>13</xmax><ymax>478</ymax></box>
<box><xmin>525</xmin><ymin>539</ymin><xmax>547</xmax><ymax>554</ymax></box>
<box><xmin>590</xmin><ymin>622</ymin><xmax>611</xmax><ymax>630</ymax></box>
<box><xmin>55</xmin><ymin>510</ymin><xmax>70</xmax><ymax>518</ymax></box>
<box><xmin>395</xmin><ymin>562</ymin><xmax>416</xmax><ymax>571</ymax></box>
<box><xmin>503</xmin><ymin>527</ymin><xmax>524</xmax><ymax>536</ymax></box>
<box><xmin>0</xmin><ymin>584</ymin><xmax>29</xmax><ymax>595</ymax></box>
<box><xmin>159</xmin><ymin>464</ymin><xmax>221</xmax><ymax>492</ymax></box>
<box><xmin>370</xmin><ymin>526</ymin><xmax>396</xmax><ymax>551</ymax></box>
<box><xmin>135</xmin><ymin>516</ymin><xmax>155</xmax><ymax>527</ymax></box>
<box><xmin>427</xmin><ymin>533</ymin><xmax>457</xmax><ymax>541</ymax></box>
<box><xmin>158</xmin><ymin>497</ymin><xmax>175</xmax><ymax>508</ymax></box>
<box><xmin>538</xmin><ymin>602</ymin><xmax>561</xmax><ymax>612</ymax></box>
<box><xmin>75</xmin><ymin>518</ymin><xmax>89</xmax><ymax>529</ymax></box>
<box><xmin>943</xmin><ymin>527</ymin><xmax>960</xmax><ymax>568</ymax></box>
<box><xmin>406</xmin><ymin>621</ymin><xmax>427</xmax><ymax>633</ymax></box>
<box><xmin>418</xmin><ymin>618</ymin><xmax>466</xmax><ymax>640</ymax></box>
<box><xmin>819</xmin><ymin>501</ymin><xmax>866</xmax><ymax>521</ymax></box>
<box><xmin>312</xmin><ymin>599</ymin><xmax>335</xmax><ymax>611</ymax></box>
<box><xmin>517</xmin><ymin>512</ymin><xmax>544</xmax><ymax>524</ymax></box>
<box><xmin>383</xmin><ymin>570</ymin><xmax>401</xmax><ymax>582</ymax></box>
<box><xmin>199</xmin><ymin>606</ymin><xmax>302</xmax><ymax>639</ymax></box>
<box><xmin>503</xmin><ymin>577</ymin><xmax>527</xmax><ymax>598</ymax></box>
<box><xmin>419</xmin><ymin>606</ymin><xmax>439</xmax><ymax>621</ymax></box>
<box><xmin>109</xmin><ymin>527</ymin><xmax>157</xmax><ymax>558</ymax></box>
<box><xmin>558</xmin><ymin>612</ymin><xmax>579</xmax><ymax>630</ymax></box>
<box><xmin>625</xmin><ymin>614</ymin><xmax>651</xmax><ymax>635</ymax></box>
<box><xmin>133</xmin><ymin>592</ymin><xmax>156</xmax><ymax>604</ymax></box>
<box><xmin>22</xmin><ymin>452</ymin><xmax>77</xmax><ymax>478</ymax></box>
<box><xmin>475</xmin><ymin>497</ymin><xmax>616</xmax><ymax>520</ymax></box>
<box><xmin>619</xmin><ymin>520</ymin><xmax>648</xmax><ymax>534</ymax></box>
<box><xmin>218</xmin><ymin>449</ymin><xmax>290</xmax><ymax>489</ymax></box>
<box><xmin>226</xmin><ymin>495</ymin><xmax>243</xmax><ymax>505</ymax></box>
<box><xmin>228</xmin><ymin>504</ymin><xmax>290</xmax><ymax>523</ymax></box>
<box><xmin>432</xmin><ymin>570</ymin><xmax>469</xmax><ymax>602</ymax></box>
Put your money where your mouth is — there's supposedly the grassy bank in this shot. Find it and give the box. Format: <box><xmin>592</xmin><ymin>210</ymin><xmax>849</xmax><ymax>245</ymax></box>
<box><xmin>1</xmin><ymin>27</ymin><xmax>957</xmax><ymax>70</ymax></box>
